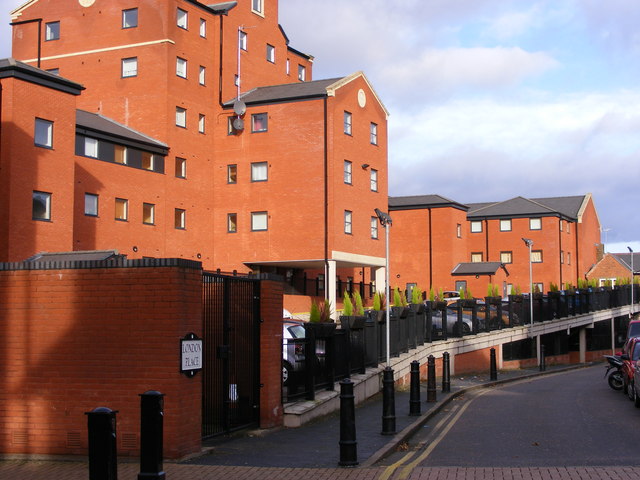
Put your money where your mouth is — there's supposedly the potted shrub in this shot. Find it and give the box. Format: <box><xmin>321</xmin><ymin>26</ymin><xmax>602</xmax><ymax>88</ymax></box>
<box><xmin>391</xmin><ymin>287</ymin><xmax>409</xmax><ymax>318</ymax></box>
<box><xmin>371</xmin><ymin>290</ymin><xmax>386</xmax><ymax>322</ymax></box>
<box><xmin>460</xmin><ymin>287</ymin><xmax>477</xmax><ymax>308</ymax></box>
<box><xmin>340</xmin><ymin>291</ymin><xmax>366</xmax><ymax>329</ymax></box>
<box><xmin>306</xmin><ymin>298</ymin><xmax>336</xmax><ymax>337</ymax></box>
<box><xmin>427</xmin><ymin>287</ymin><xmax>447</xmax><ymax>310</ymax></box>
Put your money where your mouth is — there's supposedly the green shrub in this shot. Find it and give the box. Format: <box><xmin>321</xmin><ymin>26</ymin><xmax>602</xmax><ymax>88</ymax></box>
<box><xmin>353</xmin><ymin>290</ymin><xmax>365</xmax><ymax>315</ymax></box>
<box><xmin>342</xmin><ymin>291</ymin><xmax>353</xmax><ymax>316</ymax></box>
<box><xmin>411</xmin><ymin>286</ymin><xmax>423</xmax><ymax>304</ymax></box>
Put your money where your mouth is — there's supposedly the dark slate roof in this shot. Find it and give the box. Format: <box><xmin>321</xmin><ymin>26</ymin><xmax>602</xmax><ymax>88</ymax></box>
<box><xmin>467</xmin><ymin>195</ymin><xmax>586</xmax><ymax>221</ymax></box>
<box><xmin>389</xmin><ymin>195</ymin><xmax>468</xmax><ymax>212</ymax></box>
<box><xmin>451</xmin><ymin>262</ymin><xmax>509</xmax><ymax>277</ymax></box>
<box><xmin>0</xmin><ymin>57</ymin><xmax>84</xmax><ymax>95</ymax></box>
<box><xmin>25</xmin><ymin>250</ymin><xmax>124</xmax><ymax>262</ymax></box>
<box><xmin>223</xmin><ymin>77</ymin><xmax>342</xmax><ymax>107</ymax></box>
<box><xmin>612</xmin><ymin>253</ymin><xmax>640</xmax><ymax>274</ymax></box>
<box><xmin>206</xmin><ymin>1</ymin><xmax>237</xmax><ymax>14</ymax></box>
<box><xmin>76</xmin><ymin>110</ymin><xmax>168</xmax><ymax>155</ymax></box>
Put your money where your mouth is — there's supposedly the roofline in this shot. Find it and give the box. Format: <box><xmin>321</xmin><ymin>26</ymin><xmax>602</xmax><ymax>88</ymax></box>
<box><xmin>287</xmin><ymin>45</ymin><xmax>314</xmax><ymax>61</ymax></box>
<box><xmin>0</xmin><ymin>58</ymin><xmax>84</xmax><ymax>95</ymax></box>
<box><xmin>326</xmin><ymin>72</ymin><xmax>390</xmax><ymax>119</ymax></box>
<box><xmin>388</xmin><ymin>198</ymin><xmax>469</xmax><ymax>212</ymax></box>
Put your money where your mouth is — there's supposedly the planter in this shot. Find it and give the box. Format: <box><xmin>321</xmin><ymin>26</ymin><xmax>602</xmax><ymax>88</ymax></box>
<box><xmin>427</xmin><ymin>300</ymin><xmax>447</xmax><ymax>311</ymax></box>
<box><xmin>304</xmin><ymin>322</ymin><xmax>337</xmax><ymax>338</ymax></box>
<box><xmin>391</xmin><ymin>306</ymin><xmax>409</xmax><ymax>319</ymax></box>
<box><xmin>461</xmin><ymin>299</ymin><xmax>477</xmax><ymax>308</ymax></box>
<box><xmin>339</xmin><ymin>315</ymin><xmax>366</xmax><ymax>330</ymax></box>
<box><xmin>370</xmin><ymin>310</ymin><xmax>386</xmax><ymax>323</ymax></box>
<box><xmin>410</xmin><ymin>303</ymin><xmax>426</xmax><ymax>314</ymax></box>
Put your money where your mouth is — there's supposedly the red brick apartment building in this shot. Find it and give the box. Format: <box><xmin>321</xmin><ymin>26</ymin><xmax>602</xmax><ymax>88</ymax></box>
<box><xmin>389</xmin><ymin>194</ymin><xmax>602</xmax><ymax>298</ymax></box>
<box><xmin>4</xmin><ymin>0</ymin><xmax>389</xmax><ymax>312</ymax></box>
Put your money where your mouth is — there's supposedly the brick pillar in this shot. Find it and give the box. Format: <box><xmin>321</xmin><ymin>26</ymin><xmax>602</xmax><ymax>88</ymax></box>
<box><xmin>259</xmin><ymin>277</ymin><xmax>284</xmax><ymax>428</ymax></box>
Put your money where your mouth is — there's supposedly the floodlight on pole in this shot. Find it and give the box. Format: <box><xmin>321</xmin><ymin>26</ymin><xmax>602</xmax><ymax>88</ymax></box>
<box><xmin>628</xmin><ymin>246</ymin><xmax>634</xmax><ymax>318</ymax></box>
<box><xmin>522</xmin><ymin>238</ymin><xmax>534</xmax><ymax>328</ymax></box>
<box><xmin>375</xmin><ymin>208</ymin><xmax>392</xmax><ymax>366</ymax></box>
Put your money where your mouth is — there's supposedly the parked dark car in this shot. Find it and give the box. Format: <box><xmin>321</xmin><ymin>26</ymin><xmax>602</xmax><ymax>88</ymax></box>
<box><xmin>431</xmin><ymin>307</ymin><xmax>473</xmax><ymax>336</ymax></box>
<box><xmin>621</xmin><ymin>336</ymin><xmax>640</xmax><ymax>399</ymax></box>
<box><xmin>283</xmin><ymin>319</ymin><xmax>306</xmax><ymax>386</ymax></box>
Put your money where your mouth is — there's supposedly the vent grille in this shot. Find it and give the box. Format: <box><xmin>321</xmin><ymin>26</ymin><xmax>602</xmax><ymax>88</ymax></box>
<box><xmin>121</xmin><ymin>432</ymin><xmax>138</xmax><ymax>450</ymax></box>
<box><xmin>67</xmin><ymin>431</ymin><xmax>82</xmax><ymax>448</ymax></box>
<box><xmin>12</xmin><ymin>431</ymin><xmax>28</xmax><ymax>445</ymax></box>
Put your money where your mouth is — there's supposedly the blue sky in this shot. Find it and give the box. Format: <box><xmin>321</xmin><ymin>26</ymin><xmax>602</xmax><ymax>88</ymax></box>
<box><xmin>1</xmin><ymin>0</ymin><xmax>639</xmax><ymax>252</ymax></box>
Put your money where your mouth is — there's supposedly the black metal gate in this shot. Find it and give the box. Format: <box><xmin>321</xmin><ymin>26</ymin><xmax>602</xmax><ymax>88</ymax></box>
<box><xmin>202</xmin><ymin>272</ymin><xmax>260</xmax><ymax>438</ymax></box>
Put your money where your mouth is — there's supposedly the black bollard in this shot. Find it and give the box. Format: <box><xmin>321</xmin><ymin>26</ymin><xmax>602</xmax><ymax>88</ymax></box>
<box><xmin>85</xmin><ymin>407</ymin><xmax>118</xmax><ymax>480</ymax></box>
<box><xmin>539</xmin><ymin>345</ymin><xmax>546</xmax><ymax>372</ymax></box>
<box><xmin>426</xmin><ymin>355</ymin><xmax>437</xmax><ymax>402</ymax></box>
<box><xmin>138</xmin><ymin>391</ymin><xmax>166</xmax><ymax>480</ymax></box>
<box><xmin>490</xmin><ymin>347</ymin><xmax>497</xmax><ymax>381</ymax></box>
<box><xmin>442</xmin><ymin>352</ymin><xmax>451</xmax><ymax>393</ymax></box>
<box><xmin>409</xmin><ymin>361</ymin><xmax>421</xmax><ymax>416</ymax></box>
<box><xmin>338</xmin><ymin>379</ymin><xmax>358</xmax><ymax>467</ymax></box>
<box><xmin>381</xmin><ymin>367</ymin><xmax>396</xmax><ymax>435</ymax></box>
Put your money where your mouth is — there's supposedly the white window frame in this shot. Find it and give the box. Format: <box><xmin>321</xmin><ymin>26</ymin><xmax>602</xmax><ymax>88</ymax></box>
<box><xmin>251</xmin><ymin>113</ymin><xmax>268</xmax><ymax>133</ymax></box>
<box><xmin>84</xmin><ymin>137</ymin><xmax>98</xmax><ymax>158</ymax></box>
<box><xmin>115</xmin><ymin>198</ymin><xmax>128</xmax><ymax>221</ymax></box>
<box><xmin>175</xmin><ymin>157</ymin><xmax>186</xmax><ymax>178</ymax></box>
<box><xmin>344</xmin><ymin>111</ymin><xmax>352</xmax><ymax>135</ymax></box>
<box><xmin>344</xmin><ymin>160</ymin><xmax>352</xmax><ymax>184</ymax></box>
<box><xmin>251</xmin><ymin>162</ymin><xmax>268</xmax><ymax>182</ymax></box>
<box><xmin>298</xmin><ymin>64</ymin><xmax>306</xmax><ymax>81</ymax></box>
<box><xmin>175</xmin><ymin>208</ymin><xmax>186</xmax><ymax>229</ymax></box>
<box><xmin>199</xmin><ymin>66</ymin><xmax>206</xmax><ymax>85</ymax></box>
<box><xmin>471</xmin><ymin>252</ymin><xmax>483</xmax><ymax>263</ymax></box>
<box><xmin>251</xmin><ymin>0</ymin><xmax>264</xmax><ymax>15</ymax></box>
<box><xmin>500</xmin><ymin>251</ymin><xmax>513</xmax><ymax>264</ymax></box>
<box><xmin>32</xmin><ymin>191</ymin><xmax>51</xmax><ymax>221</ymax></box>
<box><xmin>176</xmin><ymin>107</ymin><xmax>186</xmax><ymax>128</ymax></box>
<box><xmin>239</xmin><ymin>31</ymin><xmax>247</xmax><ymax>51</ymax></box>
<box><xmin>344</xmin><ymin>210</ymin><xmax>352</xmax><ymax>234</ymax></box>
<box><xmin>176</xmin><ymin>57</ymin><xmax>187</xmax><ymax>78</ymax></box>
<box><xmin>121</xmin><ymin>57</ymin><xmax>138</xmax><ymax>77</ymax></box>
<box><xmin>531</xmin><ymin>250</ymin><xmax>543</xmax><ymax>263</ymax></box>
<box><xmin>177</xmin><ymin>8</ymin><xmax>188</xmax><ymax>29</ymax></box>
<box><xmin>530</xmin><ymin>218</ymin><xmax>542</xmax><ymax>230</ymax></box>
<box><xmin>228</xmin><ymin>213</ymin><xmax>238</xmax><ymax>233</ymax></box>
<box><xmin>141</xmin><ymin>152</ymin><xmax>154</xmax><ymax>171</ymax></box>
<box><xmin>251</xmin><ymin>212</ymin><xmax>268</xmax><ymax>231</ymax></box>
<box><xmin>227</xmin><ymin>164</ymin><xmax>237</xmax><ymax>183</ymax></box>
<box><xmin>500</xmin><ymin>219</ymin><xmax>512</xmax><ymax>232</ymax></box>
<box><xmin>266</xmin><ymin>44</ymin><xmax>275</xmax><ymax>63</ymax></box>
<box><xmin>45</xmin><ymin>21</ymin><xmax>59</xmax><ymax>41</ymax></box>
<box><xmin>370</xmin><ymin>169</ymin><xmax>378</xmax><ymax>192</ymax></box>
<box><xmin>471</xmin><ymin>221</ymin><xmax>483</xmax><ymax>233</ymax></box>
<box><xmin>198</xmin><ymin>114</ymin><xmax>205</xmax><ymax>134</ymax></box>
<box><xmin>122</xmin><ymin>8</ymin><xmax>138</xmax><ymax>29</ymax></box>
<box><xmin>370</xmin><ymin>122</ymin><xmax>378</xmax><ymax>145</ymax></box>
<box><xmin>34</xmin><ymin>118</ymin><xmax>53</xmax><ymax>148</ymax></box>
<box><xmin>199</xmin><ymin>18</ymin><xmax>206</xmax><ymax>37</ymax></box>
<box><xmin>114</xmin><ymin>145</ymin><xmax>127</xmax><ymax>165</ymax></box>
<box><xmin>371</xmin><ymin>217</ymin><xmax>378</xmax><ymax>239</ymax></box>
<box><xmin>84</xmin><ymin>193</ymin><xmax>98</xmax><ymax>216</ymax></box>
<box><xmin>143</xmin><ymin>203</ymin><xmax>155</xmax><ymax>225</ymax></box>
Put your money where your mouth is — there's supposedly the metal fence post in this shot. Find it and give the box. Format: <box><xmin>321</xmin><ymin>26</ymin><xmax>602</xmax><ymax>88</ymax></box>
<box><xmin>442</xmin><ymin>352</ymin><xmax>451</xmax><ymax>393</ymax></box>
<box><xmin>490</xmin><ymin>347</ymin><xmax>497</xmax><ymax>381</ymax></box>
<box><xmin>539</xmin><ymin>344</ymin><xmax>546</xmax><ymax>372</ymax></box>
<box><xmin>381</xmin><ymin>367</ymin><xmax>396</xmax><ymax>435</ymax></box>
<box><xmin>138</xmin><ymin>391</ymin><xmax>165</xmax><ymax>480</ymax></box>
<box><xmin>338</xmin><ymin>379</ymin><xmax>358</xmax><ymax>467</ymax></box>
<box><xmin>85</xmin><ymin>407</ymin><xmax>118</xmax><ymax>480</ymax></box>
<box><xmin>409</xmin><ymin>360</ymin><xmax>421</xmax><ymax>416</ymax></box>
<box><xmin>426</xmin><ymin>355</ymin><xmax>437</xmax><ymax>403</ymax></box>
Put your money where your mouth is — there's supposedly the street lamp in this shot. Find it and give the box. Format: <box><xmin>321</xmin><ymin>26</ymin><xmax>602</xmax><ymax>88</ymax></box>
<box><xmin>628</xmin><ymin>246</ymin><xmax>634</xmax><ymax>318</ymax></box>
<box><xmin>522</xmin><ymin>238</ymin><xmax>534</xmax><ymax>328</ymax></box>
<box><xmin>375</xmin><ymin>208</ymin><xmax>392</xmax><ymax>366</ymax></box>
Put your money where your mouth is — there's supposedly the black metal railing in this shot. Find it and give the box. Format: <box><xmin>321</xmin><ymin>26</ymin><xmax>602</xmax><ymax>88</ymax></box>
<box><xmin>282</xmin><ymin>285</ymin><xmax>639</xmax><ymax>402</ymax></box>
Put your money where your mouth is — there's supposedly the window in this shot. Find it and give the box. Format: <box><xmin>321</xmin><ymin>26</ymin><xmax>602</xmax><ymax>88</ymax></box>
<box><xmin>370</xmin><ymin>123</ymin><xmax>378</xmax><ymax>145</ymax></box>
<box><xmin>143</xmin><ymin>203</ymin><xmax>155</xmax><ymax>225</ymax></box>
<box><xmin>530</xmin><ymin>218</ymin><xmax>542</xmax><ymax>230</ymax></box>
<box><xmin>199</xmin><ymin>18</ymin><xmax>206</xmax><ymax>37</ymax></box>
<box><xmin>121</xmin><ymin>57</ymin><xmax>138</xmax><ymax>77</ymax></box>
<box><xmin>317</xmin><ymin>274</ymin><xmax>325</xmax><ymax>292</ymax></box>
<box><xmin>471</xmin><ymin>252</ymin><xmax>483</xmax><ymax>262</ymax></box>
<box><xmin>84</xmin><ymin>193</ymin><xmax>98</xmax><ymax>216</ymax></box>
<box><xmin>252</xmin><ymin>0</ymin><xmax>263</xmax><ymax>14</ymax></box>
<box><xmin>32</xmin><ymin>191</ymin><xmax>51</xmax><ymax>221</ymax></box>
<box><xmin>115</xmin><ymin>198</ymin><xmax>128</xmax><ymax>221</ymax></box>
<box><xmin>175</xmin><ymin>209</ymin><xmax>185</xmax><ymax>229</ymax></box>
<box><xmin>559</xmin><ymin>220</ymin><xmax>563</xmax><ymax>232</ymax></box>
<box><xmin>344</xmin><ymin>111</ymin><xmax>352</xmax><ymax>135</ymax></box>
<box><xmin>251</xmin><ymin>212</ymin><xmax>268</xmax><ymax>231</ymax></box>
<box><xmin>45</xmin><ymin>21</ymin><xmax>60</xmax><ymax>41</ymax></box>
<box><xmin>456</xmin><ymin>224</ymin><xmax>462</xmax><ymax>238</ymax></box>
<box><xmin>198</xmin><ymin>114</ymin><xmax>205</xmax><ymax>133</ymax></box>
<box><xmin>500</xmin><ymin>251</ymin><xmax>513</xmax><ymax>264</ymax></box>
<box><xmin>371</xmin><ymin>217</ymin><xmax>378</xmax><ymax>239</ymax></box>
<box><xmin>84</xmin><ymin>137</ymin><xmax>98</xmax><ymax>158</ymax></box>
<box><xmin>122</xmin><ymin>8</ymin><xmax>138</xmax><ymax>28</ymax></box>
<box><xmin>227</xmin><ymin>115</ymin><xmax>242</xmax><ymax>135</ymax></box>
<box><xmin>534</xmin><ymin>283</ymin><xmax>544</xmax><ymax>294</ymax></box>
<box><xmin>251</xmin><ymin>162</ymin><xmax>268</xmax><ymax>182</ymax></box>
<box><xmin>141</xmin><ymin>152</ymin><xmax>154</xmax><ymax>170</ymax></box>
<box><xmin>227</xmin><ymin>164</ymin><xmax>237</xmax><ymax>183</ymax></box>
<box><xmin>114</xmin><ymin>145</ymin><xmax>127</xmax><ymax>164</ymax></box>
<box><xmin>470</xmin><ymin>221</ymin><xmax>483</xmax><ymax>233</ymax></box>
<box><xmin>286</xmin><ymin>59</ymin><xmax>290</xmax><ymax>75</ymax></box>
<box><xmin>567</xmin><ymin>252</ymin><xmax>571</xmax><ymax>265</ymax></box>
<box><xmin>344</xmin><ymin>210</ymin><xmax>352</xmax><ymax>234</ymax></box>
<box><xmin>266</xmin><ymin>44</ymin><xmax>275</xmax><ymax>63</ymax></box>
<box><xmin>567</xmin><ymin>222</ymin><xmax>571</xmax><ymax>234</ymax></box>
<box><xmin>227</xmin><ymin>213</ymin><xmax>237</xmax><ymax>233</ymax></box>
<box><xmin>176</xmin><ymin>57</ymin><xmax>187</xmax><ymax>78</ymax></box>
<box><xmin>234</xmin><ymin>74</ymin><xmax>240</xmax><ymax>87</ymax></box>
<box><xmin>34</xmin><ymin>118</ymin><xmax>53</xmax><ymax>148</ymax></box>
<box><xmin>370</xmin><ymin>169</ymin><xmax>378</xmax><ymax>192</ymax></box>
<box><xmin>531</xmin><ymin>250</ymin><xmax>543</xmax><ymax>263</ymax></box>
<box><xmin>500</xmin><ymin>219</ymin><xmax>512</xmax><ymax>231</ymax></box>
<box><xmin>175</xmin><ymin>157</ymin><xmax>186</xmax><ymax>178</ymax></box>
<box><xmin>344</xmin><ymin>160</ymin><xmax>352</xmax><ymax>184</ymax></box>
<box><xmin>561</xmin><ymin>250</ymin><xmax>564</xmax><ymax>264</ymax></box>
<box><xmin>298</xmin><ymin>64</ymin><xmax>306</xmax><ymax>81</ymax></box>
<box><xmin>239</xmin><ymin>31</ymin><xmax>247</xmax><ymax>50</ymax></box>
<box><xmin>199</xmin><ymin>66</ymin><xmax>206</xmax><ymax>85</ymax></box>
<box><xmin>251</xmin><ymin>113</ymin><xmax>268</xmax><ymax>132</ymax></box>
<box><xmin>177</xmin><ymin>8</ymin><xmax>188</xmax><ymax>29</ymax></box>
<box><xmin>175</xmin><ymin>107</ymin><xmax>186</xmax><ymax>127</ymax></box>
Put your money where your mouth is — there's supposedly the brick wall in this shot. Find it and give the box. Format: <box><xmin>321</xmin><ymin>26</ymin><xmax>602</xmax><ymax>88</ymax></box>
<box><xmin>0</xmin><ymin>259</ymin><xmax>203</xmax><ymax>459</ymax></box>
<box><xmin>259</xmin><ymin>278</ymin><xmax>284</xmax><ymax>428</ymax></box>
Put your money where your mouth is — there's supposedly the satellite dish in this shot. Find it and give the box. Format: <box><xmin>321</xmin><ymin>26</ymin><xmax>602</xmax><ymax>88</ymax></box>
<box><xmin>233</xmin><ymin>117</ymin><xmax>245</xmax><ymax>131</ymax></box>
<box><xmin>233</xmin><ymin>100</ymin><xmax>246</xmax><ymax>116</ymax></box>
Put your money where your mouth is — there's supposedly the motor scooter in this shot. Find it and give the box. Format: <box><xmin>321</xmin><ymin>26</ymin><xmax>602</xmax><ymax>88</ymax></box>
<box><xmin>604</xmin><ymin>354</ymin><xmax>624</xmax><ymax>391</ymax></box>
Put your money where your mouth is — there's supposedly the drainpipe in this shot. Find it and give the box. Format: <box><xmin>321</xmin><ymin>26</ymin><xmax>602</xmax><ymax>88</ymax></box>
<box><xmin>323</xmin><ymin>96</ymin><xmax>329</xmax><ymax>296</ymax></box>
<box><xmin>484</xmin><ymin>219</ymin><xmax>489</xmax><ymax>261</ymax></box>
<box><xmin>428</xmin><ymin>208</ymin><xmax>432</xmax><ymax>287</ymax></box>
<box><xmin>559</xmin><ymin>218</ymin><xmax>563</xmax><ymax>288</ymax></box>
<box><xmin>218</xmin><ymin>15</ymin><xmax>225</xmax><ymax>106</ymax></box>
<box><xmin>10</xmin><ymin>18</ymin><xmax>42</xmax><ymax>68</ymax></box>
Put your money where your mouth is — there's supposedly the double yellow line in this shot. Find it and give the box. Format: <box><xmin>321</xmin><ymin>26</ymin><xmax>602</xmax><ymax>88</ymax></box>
<box><xmin>378</xmin><ymin>389</ymin><xmax>490</xmax><ymax>480</ymax></box>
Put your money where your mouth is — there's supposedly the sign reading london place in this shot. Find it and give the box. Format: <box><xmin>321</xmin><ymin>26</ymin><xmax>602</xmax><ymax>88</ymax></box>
<box><xmin>180</xmin><ymin>333</ymin><xmax>203</xmax><ymax>377</ymax></box>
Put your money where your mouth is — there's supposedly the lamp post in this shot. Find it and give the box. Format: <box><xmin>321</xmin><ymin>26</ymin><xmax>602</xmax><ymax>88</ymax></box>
<box><xmin>628</xmin><ymin>246</ymin><xmax>634</xmax><ymax>318</ymax></box>
<box><xmin>522</xmin><ymin>238</ymin><xmax>534</xmax><ymax>328</ymax></box>
<box><xmin>375</xmin><ymin>208</ymin><xmax>392</xmax><ymax>366</ymax></box>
